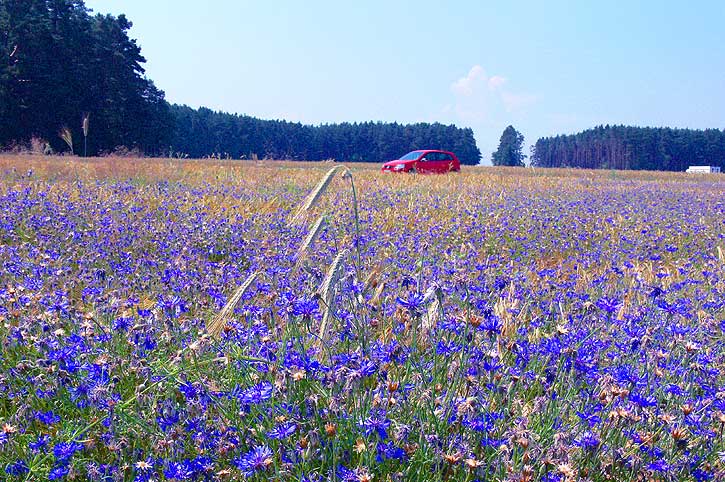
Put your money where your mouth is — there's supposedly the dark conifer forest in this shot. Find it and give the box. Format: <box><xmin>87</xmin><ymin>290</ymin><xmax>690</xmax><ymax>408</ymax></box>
<box><xmin>169</xmin><ymin>105</ymin><xmax>481</xmax><ymax>164</ymax></box>
<box><xmin>531</xmin><ymin>125</ymin><xmax>725</xmax><ymax>171</ymax></box>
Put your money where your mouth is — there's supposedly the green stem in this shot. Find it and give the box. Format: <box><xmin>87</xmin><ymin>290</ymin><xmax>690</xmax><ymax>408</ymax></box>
<box><xmin>346</xmin><ymin>169</ymin><xmax>362</xmax><ymax>278</ymax></box>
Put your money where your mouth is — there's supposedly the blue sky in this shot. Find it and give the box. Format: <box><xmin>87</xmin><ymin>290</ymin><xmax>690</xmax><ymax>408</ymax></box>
<box><xmin>85</xmin><ymin>0</ymin><xmax>725</xmax><ymax>163</ymax></box>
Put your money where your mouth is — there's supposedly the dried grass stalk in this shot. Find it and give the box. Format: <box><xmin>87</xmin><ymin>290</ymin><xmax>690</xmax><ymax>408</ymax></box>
<box><xmin>317</xmin><ymin>249</ymin><xmax>348</xmax><ymax>344</ymax></box>
<box><xmin>295</xmin><ymin>216</ymin><xmax>325</xmax><ymax>267</ymax></box>
<box><xmin>59</xmin><ymin>127</ymin><xmax>74</xmax><ymax>154</ymax></box>
<box><xmin>421</xmin><ymin>283</ymin><xmax>441</xmax><ymax>305</ymax></box>
<box><xmin>290</xmin><ymin>165</ymin><xmax>344</xmax><ymax>225</ymax></box>
<box><xmin>421</xmin><ymin>285</ymin><xmax>443</xmax><ymax>339</ymax></box>
<box><xmin>82</xmin><ymin>114</ymin><xmax>90</xmax><ymax>137</ymax></box>
<box><xmin>370</xmin><ymin>281</ymin><xmax>387</xmax><ymax>307</ymax></box>
<box><xmin>362</xmin><ymin>264</ymin><xmax>383</xmax><ymax>292</ymax></box>
<box><xmin>207</xmin><ymin>271</ymin><xmax>259</xmax><ymax>338</ymax></box>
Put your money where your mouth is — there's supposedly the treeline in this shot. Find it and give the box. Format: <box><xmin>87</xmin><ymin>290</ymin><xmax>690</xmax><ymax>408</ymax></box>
<box><xmin>531</xmin><ymin>125</ymin><xmax>725</xmax><ymax>171</ymax></box>
<box><xmin>0</xmin><ymin>1</ymin><xmax>481</xmax><ymax>163</ymax></box>
<box><xmin>170</xmin><ymin>105</ymin><xmax>481</xmax><ymax>164</ymax></box>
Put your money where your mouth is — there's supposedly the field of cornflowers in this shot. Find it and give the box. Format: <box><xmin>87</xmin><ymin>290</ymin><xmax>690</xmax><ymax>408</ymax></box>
<box><xmin>1</xmin><ymin>156</ymin><xmax>724</xmax><ymax>482</ymax></box>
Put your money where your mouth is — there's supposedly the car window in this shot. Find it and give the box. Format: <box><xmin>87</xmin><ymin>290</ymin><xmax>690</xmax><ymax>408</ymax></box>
<box><xmin>442</xmin><ymin>153</ymin><xmax>453</xmax><ymax>161</ymax></box>
<box><xmin>426</xmin><ymin>153</ymin><xmax>440</xmax><ymax>161</ymax></box>
<box><xmin>400</xmin><ymin>151</ymin><xmax>424</xmax><ymax>161</ymax></box>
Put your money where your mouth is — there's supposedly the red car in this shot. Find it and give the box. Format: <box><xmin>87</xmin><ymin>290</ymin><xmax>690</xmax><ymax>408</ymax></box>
<box><xmin>381</xmin><ymin>150</ymin><xmax>461</xmax><ymax>173</ymax></box>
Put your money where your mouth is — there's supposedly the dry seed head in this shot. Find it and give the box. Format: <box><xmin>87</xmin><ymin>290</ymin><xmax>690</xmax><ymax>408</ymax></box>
<box><xmin>370</xmin><ymin>281</ymin><xmax>387</xmax><ymax>306</ymax></box>
<box><xmin>317</xmin><ymin>249</ymin><xmax>348</xmax><ymax>344</ymax></box>
<box><xmin>672</xmin><ymin>426</ymin><xmax>688</xmax><ymax>441</ymax></box>
<box><xmin>421</xmin><ymin>285</ymin><xmax>443</xmax><ymax>340</ymax></box>
<box><xmin>442</xmin><ymin>452</ymin><xmax>462</xmax><ymax>464</ymax></box>
<box><xmin>82</xmin><ymin>113</ymin><xmax>90</xmax><ymax>137</ymax></box>
<box><xmin>295</xmin><ymin>216</ymin><xmax>326</xmax><ymax>267</ymax></box>
<box><xmin>363</xmin><ymin>264</ymin><xmax>383</xmax><ymax>291</ymax></box>
<box><xmin>59</xmin><ymin>126</ymin><xmax>74</xmax><ymax>154</ymax></box>
<box><xmin>290</xmin><ymin>165</ymin><xmax>346</xmax><ymax>225</ymax></box>
<box><xmin>207</xmin><ymin>271</ymin><xmax>259</xmax><ymax>338</ymax></box>
<box><xmin>354</xmin><ymin>438</ymin><xmax>367</xmax><ymax>453</ymax></box>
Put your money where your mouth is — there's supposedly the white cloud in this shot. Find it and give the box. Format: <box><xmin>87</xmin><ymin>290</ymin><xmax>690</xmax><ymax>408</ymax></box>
<box><xmin>447</xmin><ymin>65</ymin><xmax>536</xmax><ymax>122</ymax></box>
<box><xmin>450</xmin><ymin>65</ymin><xmax>486</xmax><ymax>96</ymax></box>
<box><xmin>487</xmin><ymin>75</ymin><xmax>506</xmax><ymax>91</ymax></box>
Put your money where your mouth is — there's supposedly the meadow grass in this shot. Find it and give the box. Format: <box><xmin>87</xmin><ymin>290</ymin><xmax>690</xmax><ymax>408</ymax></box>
<box><xmin>0</xmin><ymin>155</ymin><xmax>724</xmax><ymax>481</ymax></box>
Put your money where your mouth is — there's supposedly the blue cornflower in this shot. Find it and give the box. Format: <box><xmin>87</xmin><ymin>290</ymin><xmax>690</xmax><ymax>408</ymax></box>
<box><xmin>595</xmin><ymin>296</ymin><xmax>621</xmax><ymax>314</ymax></box>
<box><xmin>356</xmin><ymin>359</ymin><xmax>378</xmax><ymax>378</ymax></box>
<box><xmin>291</xmin><ymin>297</ymin><xmax>320</xmax><ymax>319</ymax></box>
<box><xmin>576</xmin><ymin>409</ymin><xmax>601</xmax><ymax>427</ymax></box>
<box><xmin>178</xmin><ymin>381</ymin><xmax>198</xmax><ymax>401</ymax></box>
<box><xmin>268</xmin><ymin>422</ymin><xmax>296</xmax><ymax>440</ymax></box>
<box><xmin>164</xmin><ymin>460</ymin><xmax>194</xmax><ymax>480</ymax></box>
<box><xmin>239</xmin><ymin>381</ymin><xmax>274</xmax><ymax>405</ymax></box>
<box><xmin>647</xmin><ymin>459</ymin><xmax>671</xmax><ymax>473</ymax></box>
<box><xmin>29</xmin><ymin>434</ymin><xmax>50</xmax><ymax>452</ymax></box>
<box><xmin>156</xmin><ymin>408</ymin><xmax>181</xmax><ymax>432</ymax></box>
<box><xmin>48</xmin><ymin>465</ymin><xmax>70</xmax><ymax>480</ymax></box>
<box><xmin>629</xmin><ymin>392</ymin><xmax>658</xmax><ymax>408</ymax></box>
<box><xmin>112</xmin><ymin>316</ymin><xmax>133</xmax><ymax>331</ymax></box>
<box><xmin>233</xmin><ymin>445</ymin><xmax>273</xmax><ymax>477</ymax></box>
<box><xmin>337</xmin><ymin>465</ymin><xmax>362</xmax><ymax>482</ymax></box>
<box><xmin>376</xmin><ymin>441</ymin><xmax>407</xmax><ymax>462</ymax></box>
<box><xmin>574</xmin><ymin>431</ymin><xmax>601</xmax><ymax>451</ymax></box>
<box><xmin>5</xmin><ymin>459</ymin><xmax>29</xmax><ymax>476</ymax></box>
<box><xmin>396</xmin><ymin>292</ymin><xmax>425</xmax><ymax>316</ymax></box>
<box><xmin>36</xmin><ymin>410</ymin><xmax>61</xmax><ymax>425</ymax></box>
<box><xmin>361</xmin><ymin>410</ymin><xmax>391</xmax><ymax>439</ymax></box>
<box><xmin>53</xmin><ymin>440</ymin><xmax>84</xmax><ymax>463</ymax></box>
<box><xmin>479</xmin><ymin>316</ymin><xmax>503</xmax><ymax>335</ymax></box>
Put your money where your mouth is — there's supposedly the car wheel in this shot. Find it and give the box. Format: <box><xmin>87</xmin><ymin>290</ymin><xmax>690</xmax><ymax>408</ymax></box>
<box><xmin>408</xmin><ymin>168</ymin><xmax>417</xmax><ymax>174</ymax></box>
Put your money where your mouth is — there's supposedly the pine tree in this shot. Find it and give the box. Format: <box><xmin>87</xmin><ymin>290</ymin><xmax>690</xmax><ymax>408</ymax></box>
<box><xmin>492</xmin><ymin>125</ymin><xmax>525</xmax><ymax>166</ymax></box>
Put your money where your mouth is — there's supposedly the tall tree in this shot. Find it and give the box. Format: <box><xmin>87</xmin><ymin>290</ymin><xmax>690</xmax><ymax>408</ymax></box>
<box><xmin>0</xmin><ymin>0</ymin><xmax>173</xmax><ymax>154</ymax></box>
<box><xmin>492</xmin><ymin>125</ymin><xmax>525</xmax><ymax>166</ymax></box>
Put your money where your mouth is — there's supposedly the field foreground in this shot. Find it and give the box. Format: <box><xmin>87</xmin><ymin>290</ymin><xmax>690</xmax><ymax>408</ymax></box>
<box><xmin>1</xmin><ymin>156</ymin><xmax>725</xmax><ymax>481</ymax></box>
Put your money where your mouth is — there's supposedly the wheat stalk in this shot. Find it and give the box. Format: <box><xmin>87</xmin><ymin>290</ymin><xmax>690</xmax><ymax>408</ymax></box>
<box><xmin>421</xmin><ymin>283</ymin><xmax>441</xmax><ymax>305</ymax></box>
<box><xmin>59</xmin><ymin>127</ymin><xmax>74</xmax><ymax>155</ymax></box>
<box><xmin>290</xmin><ymin>165</ymin><xmax>345</xmax><ymax>225</ymax></box>
<box><xmin>82</xmin><ymin>113</ymin><xmax>90</xmax><ymax>137</ymax></box>
<box><xmin>207</xmin><ymin>271</ymin><xmax>259</xmax><ymax>338</ymax></box>
<box><xmin>317</xmin><ymin>249</ymin><xmax>348</xmax><ymax>344</ymax></box>
<box><xmin>421</xmin><ymin>285</ymin><xmax>443</xmax><ymax>339</ymax></box>
<box><xmin>82</xmin><ymin>113</ymin><xmax>90</xmax><ymax>157</ymax></box>
<box><xmin>295</xmin><ymin>215</ymin><xmax>326</xmax><ymax>267</ymax></box>
<box><xmin>370</xmin><ymin>281</ymin><xmax>387</xmax><ymax>307</ymax></box>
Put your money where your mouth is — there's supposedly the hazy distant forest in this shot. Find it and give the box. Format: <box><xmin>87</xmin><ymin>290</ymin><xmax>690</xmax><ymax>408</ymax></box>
<box><xmin>531</xmin><ymin>125</ymin><xmax>725</xmax><ymax>171</ymax></box>
<box><xmin>2</xmin><ymin>0</ymin><xmax>725</xmax><ymax>169</ymax></box>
